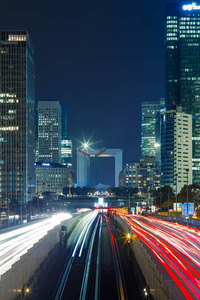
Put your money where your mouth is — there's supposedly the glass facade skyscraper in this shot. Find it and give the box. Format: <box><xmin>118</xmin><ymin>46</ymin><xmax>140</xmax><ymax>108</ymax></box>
<box><xmin>0</xmin><ymin>30</ymin><xmax>35</xmax><ymax>209</ymax></box>
<box><xmin>141</xmin><ymin>102</ymin><xmax>159</xmax><ymax>157</ymax></box>
<box><xmin>166</xmin><ymin>1</ymin><xmax>200</xmax><ymax>183</ymax></box>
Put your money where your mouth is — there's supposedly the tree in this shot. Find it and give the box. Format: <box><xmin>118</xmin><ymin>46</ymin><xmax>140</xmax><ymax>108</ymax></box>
<box><xmin>152</xmin><ymin>186</ymin><xmax>175</xmax><ymax>211</ymax></box>
<box><xmin>75</xmin><ymin>186</ymin><xmax>82</xmax><ymax>196</ymax></box>
<box><xmin>178</xmin><ymin>184</ymin><xmax>200</xmax><ymax>208</ymax></box>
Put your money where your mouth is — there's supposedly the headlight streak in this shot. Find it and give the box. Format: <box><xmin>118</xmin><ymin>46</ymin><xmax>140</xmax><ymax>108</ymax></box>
<box><xmin>72</xmin><ymin>210</ymin><xmax>98</xmax><ymax>258</ymax></box>
<box><xmin>0</xmin><ymin>214</ymin><xmax>72</xmax><ymax>277</ymax></box>
<box><xmin>124</xmin><ymin>215</ymin><xmax>200</xmax><ymax>299</ymax></box>
<box><xmin>79</xmin><ymin>213</ymin><xmax>97</xmax><ymax>257</ymax></box>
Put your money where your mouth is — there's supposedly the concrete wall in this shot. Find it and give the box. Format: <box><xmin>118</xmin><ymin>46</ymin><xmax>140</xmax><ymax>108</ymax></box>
<box><xmin>0</xmin><ymin>217</ymin><xmax>77</xmax><ymax>300</ymax></box>
<box><xmin>118</xmin><ymin>216</ymin><xmax>175</xmax><ymax>300</ymax></box>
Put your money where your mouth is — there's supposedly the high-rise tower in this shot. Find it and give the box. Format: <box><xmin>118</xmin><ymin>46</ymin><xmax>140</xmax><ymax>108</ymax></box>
<box><xmin>38</xmin><ymin>100</ymin><xmax>62</xmax><ymax>164</ymax></box>
<box><xmin>0</xmin><ymin>30</ymin><xmax>35</xmax><ymax>209</ymax></box>
<box><xmin>166</xmin><ymin>1</ymin><xmax>200</xmax><ymax>183</ymax></box>
<box><xmin>141</xmin><ymin>102</ymin><xmax>159</xmax><ymax>157</ymax></box>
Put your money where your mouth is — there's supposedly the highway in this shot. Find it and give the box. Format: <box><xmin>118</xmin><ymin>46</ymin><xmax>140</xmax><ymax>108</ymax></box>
<box><xmin>122</xmin><ymin>215</ymin><xmax>200</xmax><ymax>300</ymax></box>
<box><xmin>53</xmin><ymin>211</ymin><xmax>126</xmax><ymax>300</ymax></box>
<box><xmin>0</xmin><ymin>213</ymin><xmax>72</xmax><ymax>279</ymax></box>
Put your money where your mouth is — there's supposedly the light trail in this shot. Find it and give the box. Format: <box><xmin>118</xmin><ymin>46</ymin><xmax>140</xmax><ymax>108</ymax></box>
<box><xmin>79</xmin><ymin>212</ymin><xmax>97</xmax><ymax>257</ymax></box>
<box><xmin>0</xmin><ymin>213</ymin><xmax>72</xmax><ymax>278</ymax></box>
<box><xmin>72</xmin><ymin>210</ymin><xmax>98</xmax><ymax>257</ymax></box>
<box><xmin>122</xmin><ymin>215</ymin><xmax>200</xmax><ymax>299</ymax></box>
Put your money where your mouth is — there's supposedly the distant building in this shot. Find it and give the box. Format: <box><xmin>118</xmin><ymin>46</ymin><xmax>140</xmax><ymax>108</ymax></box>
<box><xmin>118</xmin><ymin>170</ymin><xmax>123</xmax><ymax>187</ymax></box>
<box><xmin>141</xmin><ymin>102</ymin><xmax>160</xmax><ymax>157</ymax></box>
<box><xmin>38</xmin><ymin>100</ymin><xmax>62</xmax><ymax>164</ymax></box>
<box><xmin>36</xmin><ymin>100</ymin><xmax>72</xmax><ymax>195</ymax></box>
<box><xmin>138</xmin><ymin>157</ymin><xmax>160</xmax><ymax>192</ymax></box>
<box><xmin>77</xmin><ymin>148</ymin><xmax>123</xmax><ymax>187</ymax></box>
<box><xmin>123</xmin><ymin>158</ymin><xmax>160</xmax><ymax>193</ymax></box>
<box><xmin>35</xmin><ymin>162</ymin><xmax>70</xmax><ymax>195</ymax></box>
<box><xmin>0</xmin><ymin>30</ymin><xmax>35</xmax><ymax>209</ymax></box>
<box><xmin>61</xmin><ymin>138</ymin><xmax>72</xmax><ymax>168</ymax></box>
<box><xmin>166</xmin><ymin>1</ymin><xmax>200</xmax><ymax>184</ymax></box>
<box><xmin>160</xmin><ymin>105</ymin><xmax>192</xmax><ymax>192</ymax></box>
<box><xmin>123</xmin><ymin>162</ymin><xmax>139</xmax><ymax>188</ymax></box>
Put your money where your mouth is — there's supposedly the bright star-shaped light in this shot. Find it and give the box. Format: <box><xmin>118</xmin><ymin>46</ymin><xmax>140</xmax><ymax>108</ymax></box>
<box><xmin>83</xmin><ymin>142</ymin><xmax>89</xmax><ymax>149</ymax></box>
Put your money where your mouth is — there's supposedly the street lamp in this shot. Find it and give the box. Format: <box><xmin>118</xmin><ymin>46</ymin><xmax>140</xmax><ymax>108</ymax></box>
<box><xmin>175</xmin><ymin>173</ymin><xmax>178</xmax><ymax>223</ymax></box>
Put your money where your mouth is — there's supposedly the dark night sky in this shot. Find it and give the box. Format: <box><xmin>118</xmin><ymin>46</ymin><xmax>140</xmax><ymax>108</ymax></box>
<box><xmin>0</xmin><ymin>0</ymin><xmax>176</xmax><ymax>183</ymax></box>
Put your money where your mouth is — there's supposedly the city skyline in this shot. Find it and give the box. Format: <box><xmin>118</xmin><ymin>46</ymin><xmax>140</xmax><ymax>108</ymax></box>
<box><xmin>0</xmin><ymin>0</ymin><xmax>170</xmax><ymax>163</ymax></box>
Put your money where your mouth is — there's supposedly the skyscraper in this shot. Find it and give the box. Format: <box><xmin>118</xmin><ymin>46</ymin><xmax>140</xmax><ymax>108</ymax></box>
<box><xmin>38</xmin><ymin>100</ymin><xmax>62</xmax><ymax>164</ymax></box>
<box><xmin>166</xmin><ymin>1</ymin><xmax>200</xmax><ymax>183</ymax></box>
<box><xmin>141</xmin><ymin>102</ymin><xmax>159</xmax><ymax>157</ymax></box>
<box><xmin>36</xmin><ymin>100</ymin><xmax>72</xmax><ymax>195</ymax></box>
<box><xmin>0</xmin><ymin>30</ymin><xmax>35</xmax><ymax>209</ymax></box>
<box><xmin>160</xmin><ymin>105</ymin><xmax>192</xmax><ymax>191</ymax></box>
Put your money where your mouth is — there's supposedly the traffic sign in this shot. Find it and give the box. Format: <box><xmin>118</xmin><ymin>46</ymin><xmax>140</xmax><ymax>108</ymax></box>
<box><xmin>173</xmin><ymin>203</ymin><xmax>182</xmax><ymax>212</ymax></box>
<box><xmin>192</xmin><ymin>212</ymin><xmax>197</xmax><ymax>218</ymax></box>
<box><xmin>182</xmin><ymin>203</ymin><xmax>194</xmax><ymax>215</ymax></box>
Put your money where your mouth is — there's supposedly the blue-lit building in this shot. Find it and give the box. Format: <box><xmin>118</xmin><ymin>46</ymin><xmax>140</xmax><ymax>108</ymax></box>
<box><xmin>141</xmin><ymin>102</ymin><xmax>160</xmax><ymax>157</ymax></box>
<box><xmin>0</xmin><ymin>31</ymin><xmax>35</xmax><ymax>208</ymax></box>
<box><xmin>166</xmin><ymin>1</ymin><xmax>200</xmax><ymax>184</ymax></box>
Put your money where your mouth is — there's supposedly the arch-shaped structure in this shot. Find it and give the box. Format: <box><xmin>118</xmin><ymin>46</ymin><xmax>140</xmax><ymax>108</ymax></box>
<box><xmin>77</xmin><ymin>148</ymin><xmax>123</xmax><ymax>187</ymax></box>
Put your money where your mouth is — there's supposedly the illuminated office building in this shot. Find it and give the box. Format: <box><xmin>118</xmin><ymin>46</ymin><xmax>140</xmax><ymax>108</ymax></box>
<box><xmin>166</xmin><ymin>1</ymin><xmax>200</xmax><ymax>183</ymax></box>
<box><xmin>160</xmin><ymin>105</ymin><xmax>192</xmax><ymax>191</ymax></box>
<box><xmin>141</xmin><ymin>102</ymin><xmax>159</xmax><ymax>157</ymax></box>
<box><xmin>38</xmin><ymin>100</ymin><xmax>62</xmax><ymax>164</ymax></box>
<box><xmin>0</xmin><ymin>30</ymin><xmax>35</xmax><ymax>209</ymax></box>
<box><xmin>123</xmin><ymin>158</ymin><xmax>160</xmax><ymax>192</ymax></box>
<box><xmin>35</xmin><ymin>162</ymin><xmax>70</xmax><ymax>195</ymax></box>
<box><xmin>61</xmin><ymin>138</ymin><xmax>72</xmax><ymax>167</ymax></box>
<box><xmin>37</xmin><ymin>100</ymin><xmax>72</xmax><ymax>194</ymax></box>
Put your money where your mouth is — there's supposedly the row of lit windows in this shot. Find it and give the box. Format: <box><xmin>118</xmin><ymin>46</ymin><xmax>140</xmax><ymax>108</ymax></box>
<box><xmin>8</xmin><ymin>35</ymin><xmax>26</xmax><ymax>41</ymax></box>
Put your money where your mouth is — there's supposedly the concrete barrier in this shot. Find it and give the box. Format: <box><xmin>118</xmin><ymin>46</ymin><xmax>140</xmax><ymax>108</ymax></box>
<box><xmin>0</xmin><ymin>215</ymin><xmax>80</xmax><ymax>300</ymax></box>
<box><xmin>117</xmin><ymin>216</ymin><xmax>175</xmax><ymax>300</ymax></box>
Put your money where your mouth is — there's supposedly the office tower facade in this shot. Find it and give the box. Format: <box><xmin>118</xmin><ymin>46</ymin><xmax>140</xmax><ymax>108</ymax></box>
<box><xmin>166</xmin><ymin>1</ymin><xmax>200</xmax><ymax>183</ymax></box>
<box><xmin>141</xmin><ymin>102</ymin><xmax>159</xmax><ymax>157</ymax></box>
<box><xmin>160</xmin><ymin>106</ymin><xmax>192</xmax><ymax>191</ymax></box>
<box><xmin>123</xmin><ymin>158</ymin><xmax>160</xmax><ymax>192</ymax></box>
<box><xmin>155</xmin><ymin>98</ymin><xmax>166</xmax><ymax>163</ymax></box>
<box><xmin>38</xmin><ymin>100</ymin><xmax>62</xmax><ymax>164</ymax></box>
<box><xmin>0</xmin><ymin>30</ymin><xmax>35</xmax><ymax>209</ymax></box>
<box><xmin>123</xmin><ymin>162</ymin><xmax>139</xmax><ymax>188</ymax></box>
<box><xmin>35</xmin><ymin>162</ymin><xmax>70</xmax><ymax>195</ymax></box>
<box><xmin>61</xmin><ymin>138</ymin><xmax>72</xmax><ymax>167</ymax></box>
<box><xmin>61</xmin><ymin>106</ymin><xmax>72</xmax><ymax>167</ymax></box>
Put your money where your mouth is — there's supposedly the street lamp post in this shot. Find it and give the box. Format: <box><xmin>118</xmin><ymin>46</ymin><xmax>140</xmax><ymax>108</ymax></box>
<box><xmin>37</xmin><ymin>181</ymin><xmax>39</xmax><ymax>214</ymax></box>
<box><xmin>186</xmin><ymin>169</ymin><xmax>189</xmax><ymax>225</ymax></box>
<box><xmin>20</xmin><ymin>174</ymin><xmax>22</xmax><ymax>224</ymax></box>
<box><xmin>175</xmin><ymin>173</ymin><xmax>178</xmax><ymax>223</ymax></box>
<box><xmin>160</xmin><ymin>181</ymin><xmax>162</xmax><ymax>217</ymax></box>
<box><xmin>29</xmin><ymin>178</ymin><xmax>32</xmax><ymax>221</ymax></box>
<box><xmin>7</xmin><ymin>168</ymin><xmax>10</xmax><ymax>227</ymax></box>
<box><xmin>168</xmin><ymin>186</ymin><xmax>169</xmax><ymax>221</ymax></box>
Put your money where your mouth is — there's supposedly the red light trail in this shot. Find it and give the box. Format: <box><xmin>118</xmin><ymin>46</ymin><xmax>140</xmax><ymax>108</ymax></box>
<box><xmin>122</xmin><ymin>215</ymin><xmax>200</xmax><ymax>299</ymax></box>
